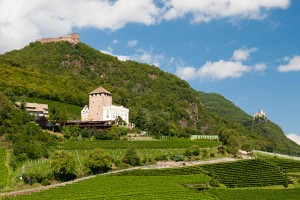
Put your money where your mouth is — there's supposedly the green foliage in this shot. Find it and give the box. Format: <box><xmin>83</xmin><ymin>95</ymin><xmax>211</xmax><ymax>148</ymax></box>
<box><xmin>184</xmin><ymin>145</ymin><xmax>201</xmax><ymax>157</ymax></box>
<box><xmin>283</xmin><ymin>173</ymin><xmax>289</xmax><ymax>188</ymax></box>
<box><xmin>201</xmin><ymin>159</ymin><xmax>285</xmax><ymax>188</ymax></box>
<box><xmin>0</xmin><ymin>41</ymin><xmax>298</xmax><ymax>153</ymax></box>
<box><xmin>10</xmin><ymin>175</ymin><xmax>213</xmax><ymax>200</ymax></box>
<box><xmin>61</xmin><ymin>125</ymin><xmax>80</xmax><ymax>139</ymax></box>
<box><xmin>23</xmin><ymin>159</ymin><xmax>53</xmax><ymax>185</ymax></box>
<box><xmin>199</xmin><ymin>92</ymin><xmax>300</xmax><ymax>153</ymax></box>
<box><xmin>51</xmin><ymin>150</ymin><xmax>77</xmax><ymax>181</ymax></box>
<box><xmin>108</xmin><ymin>125</ymin><xmax>128</xmax><ymax>140</ymax></box>
<box><xmin>209</xmin><ymin>188</ymin><xmax>300</xmax><ymax>200</ymax></box>
<box><xmin>122</xmin><ymin>148</ymin><xmax>141</xmax><ymax>166</ymax></box>
<box><xmin>0</xmin><ymin>147</ymin><xmax>8</xmax><ymax>189</ymax></box>
<box><xmin>209</xmin><ymin>177</ymin><xmax>220</xmax><ymax>187</ymax></box>
<box><xmin>259</xmin><ymin>156</ymin><xmax>300</xmax><ymax>173</ymax></box>
<box><xmin>0</xmin><ymin>92</ymin><xmax>57</xmax><ymax>161</ymax></box>
<box><xmin>62</xmin><ymin>140</ymin><xmax>221</xmax><ymax>150</ymax></box>
<box><xmin>84</xmin><ymin>148</ymin><xmax>112</xmax><ymax>174</ymax></box>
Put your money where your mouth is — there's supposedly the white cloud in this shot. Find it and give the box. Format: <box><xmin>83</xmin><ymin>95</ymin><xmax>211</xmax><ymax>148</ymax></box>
<box><xmin>0</xmin><ymin>0</ymin><xmax>160</xmax><ymax>53</ymax></box>
<box><xmin>112</xmin><ymin>39</ymin><xmax>118</xmax><ymax>44</ymax></box>
<box><xmin>176</xmin><ymin>61</ymin><xmax>251</xmax><ymax>81</ymax></box>
<box><xmin>176</xmin><ymin>47</ymin><xmax>265</xmax><ymax>81</ymax></box>
<box><xmin>0</xmin><ymin>0</ymin><xmax>291</xmax><ymax>53</ymax></box>
<box><xmin>278</xmin><ymin>56</ymin><xmax>300</xmax><ymax>72</ymax></box>
<box><xmin>175</xmin><ymin>66</ymin><xmax>197</xmax><ymax>80</ymax></box>
<box><xmin>127</xmin><ymin>40</ymin><xmax>138</xmax><ymax>47</ymax></box>
<box><xmin>162</xmin><ymin>0</ymin><xmax>290</xmax><ymax>23</ymax></box>
<box><xmin>254</xmin><ymin>63</ymin><xmax>267</xmax><ymax>73</ymax></box>
<box><xmin>232</xmin><ymin>47</ymin><xmax>258</xmax><ymax>62</ymax></box>
<box><xmin>100</xmin><ymin>48</ymin><xmax>164</xmax><ymax>67</ymax></box>
<box><xmin>198</xmin><ymin>60</ymin><xmax>251</xmax><ymax>80</ymax></box>
<box><xmin>287</xmin><ymin>133</ymin><xmax>300</xmax><ymax>145</ymax></box>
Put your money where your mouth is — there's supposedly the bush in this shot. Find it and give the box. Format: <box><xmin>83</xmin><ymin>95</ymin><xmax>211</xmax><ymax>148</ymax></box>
<box><xmin>283</xmin><ymin>173</ymin><xmax>289</xmax><ymax>188</ymax></box>
<box><xmin>122</xmin><ymin>148</ymin><xmax>141</xmax><ymax>166</ymax></box>
<box><xmin>51</xmin><ymin>151</ymin><xmax>77</xmax><ymax>181</ymax></box>
<box><xmin>210</xmin><ymin>178</ymin><xmax>220</xmax><ymax>187</ymax></box>
<box><xmin>172</xmin><ymin>154</ymin><xmax>184</xmax><ymax>162</ymax></box>
<box><xmin>84</xmin><ymin>148</ymin><xmax>112</xmax><ymax>174</ymax></box>
<box><xmin>154</xmin><ymin>154</ymin><xmax>168</xmax><ymax>161</ymax></box>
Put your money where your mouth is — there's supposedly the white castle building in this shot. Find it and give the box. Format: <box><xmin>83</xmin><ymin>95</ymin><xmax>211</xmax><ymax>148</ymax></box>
<box><xmin>81</xmin><ymin>87</ymin><xmax>129</xmax><ymax>124</ymax></box>
<box><xmin>254</xmin><ymin>109</ymin><xmax>266</xmax><ymax>120</ymax></box>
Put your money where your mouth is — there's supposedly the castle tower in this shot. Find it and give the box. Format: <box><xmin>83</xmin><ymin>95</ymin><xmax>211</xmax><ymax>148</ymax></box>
<box><xmin>88</xmin><ymin>87</ymin><xmax>112</xmax><ymax>121</ymax></box>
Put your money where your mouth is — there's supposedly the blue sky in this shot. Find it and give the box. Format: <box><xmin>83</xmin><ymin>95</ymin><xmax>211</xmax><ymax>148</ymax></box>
<box><xmin>0</xmin><ymin>0</ymin><xmax>299</xmax><ymax>141</ymax></box>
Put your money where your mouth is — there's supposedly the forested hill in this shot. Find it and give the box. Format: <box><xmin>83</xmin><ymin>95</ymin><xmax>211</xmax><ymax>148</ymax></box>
<box><xmin>199</xmin><ymin>92</ymin><xmax>300</xmax><ymax>153</ymax></box>
<box><xmin>0</xmin><ymin>41</ymin><xmax>299</xmax><ymax>152</ymax></box>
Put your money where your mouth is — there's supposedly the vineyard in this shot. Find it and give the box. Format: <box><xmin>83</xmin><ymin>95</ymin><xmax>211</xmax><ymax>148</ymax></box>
<box><xmin>261</xmin><ymin>157</ymin><xmax>300</xmax><ymax>173</ymax></box>
<box><xmin>209</xmin><ymin>188</ymin><xmax>300</xmax><ymax>200</ymax></box>
<box><xmin>201</xmin><ymin>159</ymin><xmax>285</xmax><ymax>188</ymax></box>
<box><xmin>62</xmin><ymin>140</ymin><xmax>221</xmax><ymax>150</ymax></box>
<box><xmin>112</xmin><ymin>165</ymin><xmax>207</xmax><ymax>176</ymax></box>
<box><xmin>0</xmin><ymin>147</ymin><xmax>8</xmax><ymax>189</ymax></box>
<box><xmin>9</xmin><ymin>175</ymin><xmax>214</xmax><ymax>200</ymax></box>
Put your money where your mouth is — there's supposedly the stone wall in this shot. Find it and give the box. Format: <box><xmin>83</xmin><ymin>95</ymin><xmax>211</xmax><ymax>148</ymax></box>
<box><xmin>37</xmin><ymin>33</ymin><xmax>80</xmax><ymax>44</ymax></box>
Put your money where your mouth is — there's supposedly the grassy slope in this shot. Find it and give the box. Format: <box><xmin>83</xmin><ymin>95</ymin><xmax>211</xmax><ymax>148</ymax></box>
<box><xmin>0</xmin><ymin>148</ymin><xmax>8</xmax><ymax>189</ymax></box>
<box><xmin>10</xmin><ymin>175</ymin><xmax>213</xmax><ymax>200</ymax></box>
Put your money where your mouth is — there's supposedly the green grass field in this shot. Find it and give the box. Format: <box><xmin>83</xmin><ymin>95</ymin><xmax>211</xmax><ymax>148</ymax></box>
<box><xmin>9</xmin><ymin>175</ymin><xmax>214</xmax><ymax>200</ymax></box>
<box><xmin>62</xmin><ymin>140</ymin><xmax>221</xmax><ymax>150</ymax></box>
<box><xmin>0</xmin><ymin>147</ymin><xmax>8</xmax><ymax>189</ymax></box>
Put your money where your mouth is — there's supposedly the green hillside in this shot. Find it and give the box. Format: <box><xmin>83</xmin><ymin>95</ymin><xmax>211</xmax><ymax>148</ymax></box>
<box><xmin>0</xmin><ymin>41</ymin><xmax>299</xmax><ymax>152</ymax></box>
<box><xmin>199</xmin><ymin>92</ymin><xmax>300</xmax><ymax>153</ymax></box>
<box><xmin>198</xmin><ymin>92</ymin><xmax>252</xmax><ymax>124</ymax></box>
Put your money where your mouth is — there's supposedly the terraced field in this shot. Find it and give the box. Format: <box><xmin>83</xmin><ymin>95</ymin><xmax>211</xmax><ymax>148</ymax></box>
<box><xmin>201</xmin><ymin>159</ymin><xmax>285</xmax><ymax>188</ymax></box>
<box><xmin>0</xmin><ymin>147</ymin><xmax>8</xmax><ymax>189</ymax></box>
<box><xmin>262</xmin><ymin>157</ymin><xmax>300</xmax><ymax>173</ymax></box>
<box><xmin>62</xmin><ymin>140</ymin><xmax>221</xmax><ymax>150</ymax></box>
<box><xmin>210</xmin><ymin>188</ymin><xmax>300</xmax><ymax>200</ymax></box>
<box><xmin>8</xmin><ymin>175</ymin><xmax>213</xmax><ymax>200</ymax></box>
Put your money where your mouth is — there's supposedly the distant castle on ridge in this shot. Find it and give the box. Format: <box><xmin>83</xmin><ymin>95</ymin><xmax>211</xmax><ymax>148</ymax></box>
<box><xmin>37</xmin><ymin>33</ymin><xmax>80</xmax><ymax>44</ymax></box>
<box><xmin>254</xmin><ymin>109</ymin><xmax>266</xmax><ymax>120</ymax></box>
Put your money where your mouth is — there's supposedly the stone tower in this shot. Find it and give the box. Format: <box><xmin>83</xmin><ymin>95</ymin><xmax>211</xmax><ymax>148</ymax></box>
<box><xmin>88</xmin><ymin>87</ymin><xmax>112</xmax><ymax>121</ymax></box>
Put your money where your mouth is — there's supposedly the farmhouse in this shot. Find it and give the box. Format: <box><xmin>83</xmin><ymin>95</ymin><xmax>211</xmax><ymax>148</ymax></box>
<box><xmin>81</xmin><ymin>87</ymin><xmax>129</xmax><ymax>124</ymax></box>
<box><xmin>14</xmin><ymin>102</ymin><xmax>49</xmax><ymax>118</ymax></box>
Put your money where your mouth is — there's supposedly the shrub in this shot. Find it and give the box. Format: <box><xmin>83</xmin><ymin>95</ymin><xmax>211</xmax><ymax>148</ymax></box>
<box><xmin>283</xmin><ymin>173</ymin><xmax>289</xmax><ymax>188</ymax></box>
<box><xmin>210</xmin><ymin>178</ymin><xmax>220</xmax><ymax>187</ymax></box>
<box><xmin>84</xmin><ymin>148</ymin><xmax>112</xmax><ymax>174</ymax></box>
<box><xmin>122</xmin><ymin>148</ymin><xmax>141</xmax><ymax>166</ymax></box>
<box><xmin>51</xmin><ymin>150</ymin><xmax>77</xmax><ymax>181</ymax></box>
<box><xmin>172</xmin><ymin>154</ymin><xmax>184</xmax><ymax>162</ymax></box>
<box><xmin>154</xmin><ymin>154</ymin><xmax>168</xmax><ymax>161</ymax></box>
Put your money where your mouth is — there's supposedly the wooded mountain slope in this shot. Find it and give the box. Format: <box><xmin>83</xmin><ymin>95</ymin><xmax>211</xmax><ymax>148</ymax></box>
<box><xmin>0</xmin><ymin>41</ymin><xmax>298</xmax><ymax>152</ymax></box>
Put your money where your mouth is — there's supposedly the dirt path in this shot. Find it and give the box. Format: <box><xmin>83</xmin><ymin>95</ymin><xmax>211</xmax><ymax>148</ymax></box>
<box><xmin>0</xmin><ymin>157</ymin><xmax>240</xmax><ymax>198</ymax></box>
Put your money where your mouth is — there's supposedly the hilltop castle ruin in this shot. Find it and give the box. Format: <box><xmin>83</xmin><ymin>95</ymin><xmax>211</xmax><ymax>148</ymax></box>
<box><xmin>37</xmin><ymin>33</ymin><xmax>80</xmax><ymax>44</ymax></box>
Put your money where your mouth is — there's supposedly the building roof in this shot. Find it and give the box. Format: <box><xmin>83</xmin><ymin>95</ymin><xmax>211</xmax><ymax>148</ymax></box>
<box><xmin>89</xmin><ymin>87</ymin><xmax>111</xmax><ymax>95</ymax></box>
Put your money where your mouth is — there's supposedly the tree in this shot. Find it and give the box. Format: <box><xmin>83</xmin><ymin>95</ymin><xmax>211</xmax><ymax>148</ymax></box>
<box><xmin>51</xmin><ymin>151</ymin><xmax>77</xmax><ymax>181</ymax></box>
<box><xmin>84</xmin><ymin>148</ymin><xmax>112</xmax><ymax>174</ymax></box>
<box><xmin>122</xmin><ymin>148</ymin><xmax>141</xmax><ymax>166</ymax></box>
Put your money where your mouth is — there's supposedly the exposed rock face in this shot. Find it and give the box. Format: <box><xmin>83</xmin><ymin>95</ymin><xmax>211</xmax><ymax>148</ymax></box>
<box><xmin>37</xmin><ymin>33</ymin><xmax>80</xmax><ymax>44</ymax></box>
